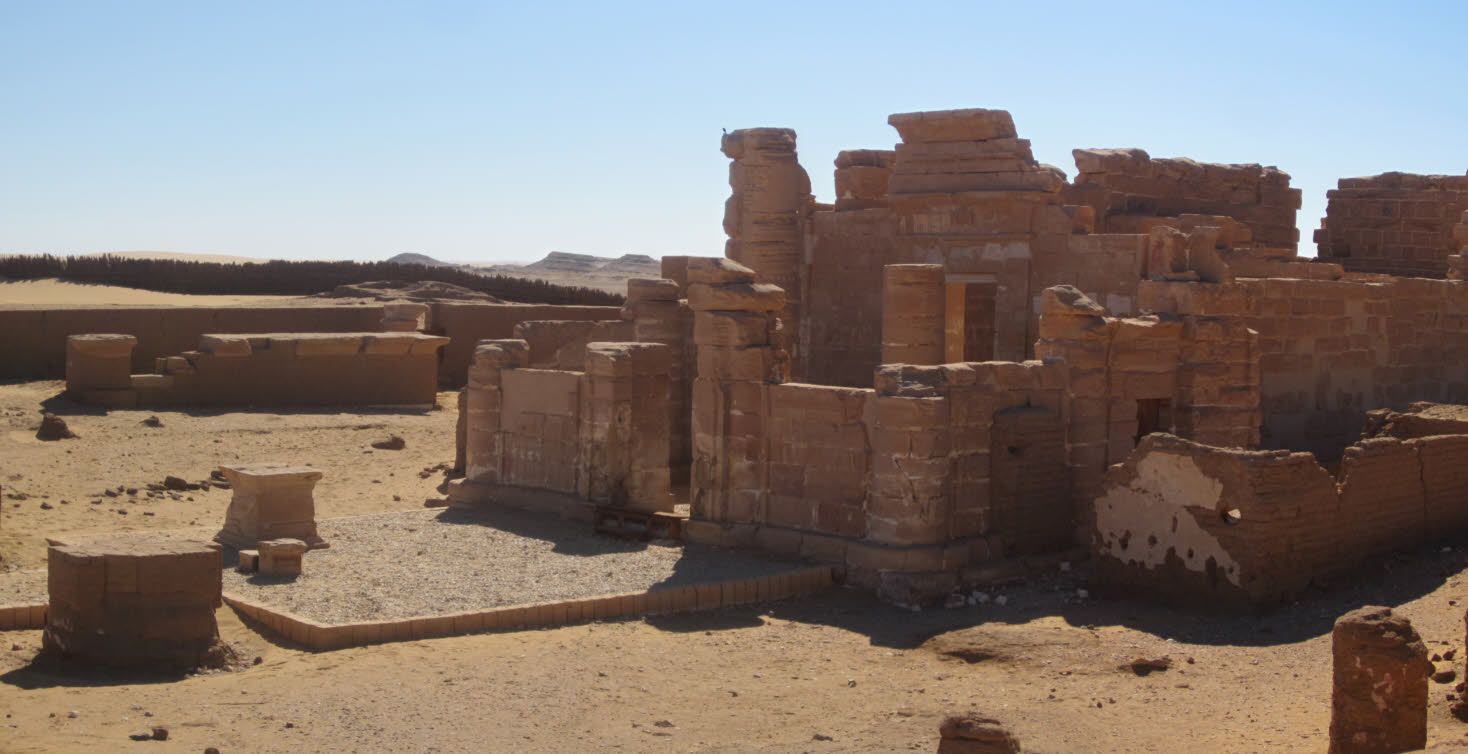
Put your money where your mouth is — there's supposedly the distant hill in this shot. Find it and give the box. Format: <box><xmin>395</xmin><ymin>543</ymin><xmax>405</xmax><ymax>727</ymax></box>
<box><xmin>386</xmin><ymin>252</ymin><xmax>453</xmax><ymax>267</ymax></box>
<box><xmin>477</xmin><ymin>252</ymin><xmax>662</xmax><ymax>294</ymax></box>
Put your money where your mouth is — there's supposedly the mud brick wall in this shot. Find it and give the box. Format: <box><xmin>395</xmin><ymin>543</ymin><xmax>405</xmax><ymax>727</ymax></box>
<box><xmin>0</xmin><ymin>305</ymin><xmax>384</xmax><ymax>380</ymax></box>
<box><xmin>1139</xmin><ymin>277</ymin><xmax>1468</xmax><ymax>458</ymax></box>
<box><xmin>1095</xmin><ymin>432</ymin><xmax>1468</xmax><ymax>611</ymax></box>
<box><xmin>1092</xmin><ymin>434</ymin><xmax>1339</xmax><ymax>611</ymax></box>
<box><xmin>512</xmin><ymin>319</ymin><xmax>633</xmax><ymax>370</ymax></box>
<box><xmin>431</xmin><ymin>302</ymin><xmax>622</xmax><ymax>385</ymax></box>
<box><xmin>1062</xmin><ymin>148</ymin><xmax>1301</xmax><ymax>251</ymax></box>
<box><xmin>461</xmin><ymin>339</ymin><xmax>672</xmax><ymax>512</ymax></box>
<box><xmin>764</xmin><ymin>384</ymin><xmax>872</xmax><ymax>537</ymax></box>
<box><xmin>1314</xmin><ymin>173</ymin><xmax>1468</xmax><ymax>278</ymax></box>
<box><xmin>802</xmin><ymin>207</ymin><xmax>894</xmax><ymax>386</ymax></box>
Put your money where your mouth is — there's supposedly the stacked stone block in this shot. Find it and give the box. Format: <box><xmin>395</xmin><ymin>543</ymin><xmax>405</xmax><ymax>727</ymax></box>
<box><xmin>215</xmin><ymin>463</ymin><xmax>328</xmax><ymax>550</ymax></box>
<box><xmin>833</xmin><ymin>149</ymin><xmax>893</xmax><ymax>211</ymax></box>
<box><xmin>886</xmin><ymin>108</ymin><xmax>1072</xmax><ymax>361</ymax></box>
<box><xmin>581</xmin><ymin>342</ymin><xmax>673</xmax><ymax>511</ymax></box>
<box><xmin>456</xmin><ymin>337</ymin><xmax>674</xmax><ymax>514</ymax></box>
<box><xmin>44</xmin><ymin>535</ymin><xmax>229</xmax><ymax>669</ymax></box>
<box><xmin>1315</xmin><ymin>172</ymin><xmax>1468</xmax><ymax>278</ymax></box>
<box><xmin>512</xmin><ymin>318</ymin><xmax>633</xmax><ymax>370</ymax></box>
<box><xmin>1448</xmin><ymin>209</ymin><xmax>1468</xmax><ymax>280</ymax></box>
<box><xmin>881</xmin><ymin>264</ymin><xmax>947</xmax><ymax>365</ymax></box>
<box><xmin>721</xmin><ymin>128</ymin><xmax>811</xmax><ymax>364</ymax></box>
<box><xmin>1063</xmin><ymin>147</ymin><xmax>1301</xmax><ymax>251</ymax></box>
<box><xmin>65</xmin><ymin>334</ymin><xmax>138</xmax><ymax>404</ymax></box>
<box><xmin>380</xmin><ymin>302</ymin><xmax>429</xmax><ymax>332</ymax></box>
<box><xmin>688</xmin><ymin>257</ymin><xmax>787</xmax><ymax>523</ymax></box>
<box><xmin>764</xmin><ymin>383</ymin><xmax>871</xmax><ymax>537</ymax></box>
<box><xmin>621</xmin><ymin>275</ymin><xmax>694</xmax><ymax>481</ymax></box>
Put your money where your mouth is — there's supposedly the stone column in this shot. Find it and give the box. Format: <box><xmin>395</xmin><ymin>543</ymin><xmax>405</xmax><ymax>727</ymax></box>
<box><xmin>65</xmin><ymin>334</ymin><xmax>137</xmax><ymax>395</ymax></box>
<box><xmin>580</xmin><ymin>342</ymin><xmax>672</xmax><ymax>512</ymax></box>
<box><xmin>462</xmin><ymin>339</ymin><xmax>528</xmax><ymax>484</ymax></box>
<box><xmin>721</xmin><ymin>128</ymin><xmax>811</xmax><ymax>365</ymax></box>
<box><xmin>687</xmin><ymin>257</ymin><xmax>787</xmax><ymax>523</ymax></box>
<box><xmin>882</xmin><ymin>264</ymin><xmax>946</xmax><ymax>365</ymax></box>
<box><xmin>1329</xmin><ymin>606</ymin><xmax>1430</xmax><ymax>754</ymax></box>
<box><xmin>1034</xmin><ymin>286</ymin><xmax>1114</xmax><ymax>509</ymax></box>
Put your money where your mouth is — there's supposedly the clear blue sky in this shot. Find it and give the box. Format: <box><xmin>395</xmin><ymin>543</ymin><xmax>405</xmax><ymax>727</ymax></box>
<box><xmin>2</xmin><ymin>1</ymin><xmax>1464</xmax><ymax>263</ymax></box>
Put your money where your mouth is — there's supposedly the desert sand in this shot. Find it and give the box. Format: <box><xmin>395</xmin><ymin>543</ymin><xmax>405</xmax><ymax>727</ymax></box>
<box><xmin>5</xmin><ymin>378</ymin><xmax>1468</xmax><ymax>752</ymax></box>
<box><xmin>0</xmin><ymin>279</ymin><xmax>306</xmax><ymax>307</ymax></box>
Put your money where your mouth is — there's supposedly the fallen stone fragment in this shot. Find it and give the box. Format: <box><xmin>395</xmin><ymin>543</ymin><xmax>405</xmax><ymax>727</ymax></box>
<box><xmin>35</xmin><ymin>414</ymin><xmax>76</xmax><ymax>441</ymax></box>
<box><xmin>141</xmin><ymin>416</ymin><xmax>163</xmax><ymax>428</ymax></box>
<box><xmin>937</xmin><ymin>713</ymin><xmax>1021</xmax><ymax>753</ymax></box>
<box><xmin>1123</xmin><ymin>656</ymin><xmax>1172</xmax><ymax>676</ymax></box>
<box><xmin>371</xmin><ymin>435</ymin><xmax>406</xmax><ymax>450</ymax></box>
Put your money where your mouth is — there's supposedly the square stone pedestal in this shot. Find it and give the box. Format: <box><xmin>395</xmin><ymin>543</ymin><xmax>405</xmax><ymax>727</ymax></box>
<box><xmin>215</xmin><ymin>464</ymin><xmax>329</xmax><ymax>550</ymax></box>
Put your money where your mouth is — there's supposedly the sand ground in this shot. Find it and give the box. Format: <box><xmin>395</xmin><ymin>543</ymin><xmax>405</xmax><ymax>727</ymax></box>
<box><xmin>4</xmin><ymin>381</ymin><xmax>1468</xmax><ymax>751</ymax></box>
<box><xmin>0</xmin><ymin>279</ymin><xmax>310</xmax><ymax>307</ymax></box>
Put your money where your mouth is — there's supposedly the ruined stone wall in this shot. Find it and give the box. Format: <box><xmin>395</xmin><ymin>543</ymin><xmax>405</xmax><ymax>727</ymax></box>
<box><xmin>1062</xmin><ymin>148</ymin><xmax>1301</xmax><ymax>251</ymax></box>
<box><xmin>1095</xmin><ymin>431</ymin><xmax>1468</xmax><ymax>611</ymax></box>
<box><xmin>0</xmin><ymin>305</ymin><xmax>385</xmax><ymax>379</ymax></box>
<box><xmin>802</xmin><ymin>207</ymin><xmax>894</xmax><ymax>386</ymax></box>
<box><xmin>458</xmin><ymin>339</ymin><xmax>672</xmax><ymax>513</ymax></box>
<box><xmin>512</xmin><ymin>319</ymin><xmax>634</xmax><ymax>370</ymax></box>
<box><xmin>1140</xmin><ymin>276</ymin><xmax>1468</xmax><ymax>458</ymax></box>
<box><xmin>621</xmin><ymin>272</ymin><xmax>695</xmax><ymax>483</ymax></box>
<box><xmin>432</xmin><ymin>302</ymin><xmax>623</xmax><ymax>385</ymax></box>
<box><xmin>721</xmin><ymin>128</ymin><xmax>811</xmax><ymax>364</ymax></box>
<box><xmin>1314</xmin><ymin>172</ymin><xmax>1468</xmax><ymax>278</ymax></box>
<box><xmin>68</xmin><ymin>332</ymin><xmax>448</xmax><ymax>407</ymax></box>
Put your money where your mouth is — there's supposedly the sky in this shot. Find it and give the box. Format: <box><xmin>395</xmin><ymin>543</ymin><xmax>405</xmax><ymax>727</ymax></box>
<box><xmin>2</xmin><ymin>1</ymin><xmax>1465</xmax><ymax>264</ymax></box>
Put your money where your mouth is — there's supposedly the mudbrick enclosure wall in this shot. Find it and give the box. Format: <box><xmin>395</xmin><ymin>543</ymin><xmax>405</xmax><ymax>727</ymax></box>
<box><xmin>1094</xmin><ymin>431</ymin><xmax>1468</xmax><ymax>611</ymax></box>
<box><xmin>1314</xmin><ymin>172</ymin><xmax>1468</xmax><ymax>278</ymax></box>
<box><xmin>66</xmin><ymin>332</ymin><xmax>449</xmax><ymax>407</ymax></box>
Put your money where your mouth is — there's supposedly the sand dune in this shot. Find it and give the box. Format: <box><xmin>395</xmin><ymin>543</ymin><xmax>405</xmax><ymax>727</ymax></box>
<box><xmin>0</xmin><ymin>278</ymin><xmax>304</xmax><ymax>307</ymax></box>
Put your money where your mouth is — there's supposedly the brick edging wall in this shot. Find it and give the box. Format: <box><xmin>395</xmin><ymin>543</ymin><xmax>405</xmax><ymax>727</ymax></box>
<box><xmin>223</xmin><ymin>565</ymin><xmax>834</xmax><ymax>651</ymax></box>
<box><xmin>0</xmin><ymin>603</ymin><xmax>48</xmax><ymax>630</ymax></box>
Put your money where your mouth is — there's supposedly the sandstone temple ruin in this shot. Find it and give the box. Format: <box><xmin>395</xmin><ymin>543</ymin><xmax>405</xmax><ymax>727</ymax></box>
<box><xmin>36</xmin><ymin>107</ymin><xmax>1468</xmax><ymax>616</ymax></box>
<box><xmin>435</xmin><ymin>107</ymin><xmax>1468</xmax><ymax>611</ymax></box>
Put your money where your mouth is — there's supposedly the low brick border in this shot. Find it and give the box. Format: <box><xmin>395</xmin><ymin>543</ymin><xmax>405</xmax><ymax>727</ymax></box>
<box><xmin>0</xmin><ymin>603</ymin><xmax>48</xmax><ymax>630</ymax></box>
<box><xmin>223</xmin><ymin>565</ymin><xmax>835</xmax><ymax>651</ymax></box>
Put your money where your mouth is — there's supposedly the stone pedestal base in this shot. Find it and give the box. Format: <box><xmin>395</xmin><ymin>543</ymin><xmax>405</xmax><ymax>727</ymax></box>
<box><xmin>215</xmin><ymin>463</ymin><xmax>328</xmax><ymax>550</ymax></box>
<box><xmin>43</xmin><ymin>534</ymin><xmax>230</xmax><ymax>670</ymax></box>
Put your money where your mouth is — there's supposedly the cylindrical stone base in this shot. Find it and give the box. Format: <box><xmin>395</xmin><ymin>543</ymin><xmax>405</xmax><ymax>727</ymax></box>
<box><xmin>43</xmin><ymin>535</ymin><xmax>230</xmax><ymax>670</ymax></box>
<box><xmin>1328</xmin><ymin>605</ymin><xmax>1430</xmax><ymax>754</ymax></box>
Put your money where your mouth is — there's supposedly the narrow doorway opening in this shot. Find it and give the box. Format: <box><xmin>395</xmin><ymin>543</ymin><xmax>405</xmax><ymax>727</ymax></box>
<box><xmin>944</xmin><ymin>277</ymin><xmax>997</xmax><ymax>362</ymax></box>
<box><xmin>1135</xmin><ymin>398</ymin><xmax>1173</xmax><ymax>446</ymax></box>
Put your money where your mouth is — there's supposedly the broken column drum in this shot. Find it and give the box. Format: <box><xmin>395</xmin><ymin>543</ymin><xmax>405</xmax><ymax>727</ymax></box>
<box><xmin>214</xmin><ymin>464</ymin><xmax>329</xmax><ymax>550</ymax></box>
<box><xmin>43</xmin><ymin>535</ymin><xmax>230</xmax><ymax>669</ymax></box>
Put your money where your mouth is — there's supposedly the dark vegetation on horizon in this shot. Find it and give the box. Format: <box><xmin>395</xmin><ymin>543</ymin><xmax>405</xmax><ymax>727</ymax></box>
<box><xmin>0</xmin><ymin>254</ymin><xmax>624</xmax><ymax>306</ymax></box>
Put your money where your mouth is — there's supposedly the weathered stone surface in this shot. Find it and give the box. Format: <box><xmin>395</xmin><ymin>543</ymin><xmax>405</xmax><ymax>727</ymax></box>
<box><xmin>43</xmin><ymin>533</ymin><xmax>231</xmax><ymax>670</ymax></box>
<box><xmin>937</xmin><ymin>713</ymin><xmax>1021</xmax><ymax>753</ymax></box>
<box><xmin>888</xmin><ymin>109</ymin><xmax>1017</xmax><ymax>143</ymax></box>
<box><xmin>1329</xmin><ymin>606</ymin><xmax>1430</xmax><ymax>754</ymax></box>
<box><xmin>258</xmin><ymin>538</ymin><xmax>307</xmax><ymax>577</ymax></box>
<box><xmin>215</xmin><ymin>464</ymin><xmax>328</xmax><ymax>550</ymax></box>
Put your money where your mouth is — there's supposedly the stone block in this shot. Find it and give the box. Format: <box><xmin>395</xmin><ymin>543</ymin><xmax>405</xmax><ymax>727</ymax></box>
<box><xmin>888</xmin><ymin>108</ymin><xmax>1017</xmax><ymax>143</ymax></box>
<box><xmin>215</xmin><ymin>463</ymin><xmax>328</xmax><ymax>550</ymax></box>
<box><xmin>258</xmin><ymin>538</ymin><xmax>307</xmax><ymax>577</ymax></box>
<box><xmin>686</xmin><ymin>282</ymin><xmax>785</xmax><ymax>312</ymax></box>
